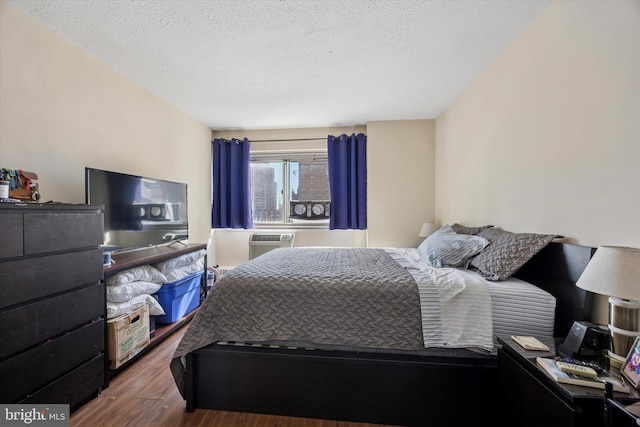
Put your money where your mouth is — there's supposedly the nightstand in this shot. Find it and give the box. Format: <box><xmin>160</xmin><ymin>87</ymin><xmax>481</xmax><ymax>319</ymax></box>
<box><xmin>606</xmin><ymin>383</ymin><xmax>640</xmax><ymax>427</ymax></box>
<box><xmin>497</xmin><ymin>335</ymin><xmax>638</xmax><ymax>427</ymax></box>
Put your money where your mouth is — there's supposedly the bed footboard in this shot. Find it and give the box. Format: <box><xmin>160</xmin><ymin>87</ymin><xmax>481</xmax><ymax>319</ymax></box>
<box><xmin>187</xmin><ymin>344</ymin><xmax>497</xmax><ymax>427</ymax></box>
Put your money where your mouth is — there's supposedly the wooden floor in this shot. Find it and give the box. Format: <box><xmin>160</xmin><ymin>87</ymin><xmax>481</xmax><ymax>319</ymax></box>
<box><xmin>71</xmin><ymin>324</ymin><xmax>396</xmax><ymax>427</ymax></box>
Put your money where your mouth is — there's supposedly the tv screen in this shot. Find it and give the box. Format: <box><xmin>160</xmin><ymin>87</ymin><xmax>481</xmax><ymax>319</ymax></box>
<box><xmin>85</xmin><ymin>167</ymin><xmax>188</xmax><ymax>251</ymax></box>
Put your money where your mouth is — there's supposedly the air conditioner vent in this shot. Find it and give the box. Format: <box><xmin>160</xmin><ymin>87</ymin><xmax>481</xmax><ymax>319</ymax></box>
<box><xmin>251</xmin><ymin>234</ymin><xmax>283</xmax><ymax>242</ymax></box>
<box><xmin>249</xmin><ymin>233</ymin><xmax>295</xmax><ymax>259</ymax></box>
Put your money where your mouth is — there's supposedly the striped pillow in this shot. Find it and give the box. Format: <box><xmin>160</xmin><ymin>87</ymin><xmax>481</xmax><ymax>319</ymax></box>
<box><xmin>417</xmin><ymin>225</ymin><xmax>489</xmax><ymax>268</ymax></box>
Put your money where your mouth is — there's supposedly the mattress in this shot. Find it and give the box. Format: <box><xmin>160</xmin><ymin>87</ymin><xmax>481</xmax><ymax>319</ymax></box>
<box><xmin>484</xmin><ymin>274</ymin><xmax>556</xmax><ymax>338</ymax></box>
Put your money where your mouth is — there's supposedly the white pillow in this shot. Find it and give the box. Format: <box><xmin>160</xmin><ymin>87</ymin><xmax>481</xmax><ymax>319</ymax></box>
<box><xmin>107</xmin><ymin>294</ymin><xmax>165</xmax><ymax>319</ymax></box>
<box><xmin>163</xmin><ymin>258</ymin><xmax>205</xmax><ymax>283</ymax></box>
<box><xmin>153</xmin><ymin>249</ymin><xmax>207</xmax><ymax>275</ymax></box>
<box><xmin>106</xmin><ymin>281</ymin><xmax>163</xmax><ymax>303</ymax></box>
<box><xmin>106</xmin><ymin>264</ymin><xmax>167</xmax><ymax>286</ymax></box>
<box><xmin>417</xmin><ymin>225</ymin><xmax>489</xmax><ymax>268</ymax></box>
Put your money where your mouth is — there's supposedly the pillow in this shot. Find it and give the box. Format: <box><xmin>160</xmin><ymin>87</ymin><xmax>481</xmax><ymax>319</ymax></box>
<box><xmin>451</xmin><ymin>223</ymin><xmax>494</xmax><ymax>235</ymax></box>
<box><xmin>106</xmin><ymin>280</ymin><xmax>163</xmax><ymax>303</ymax></box>
<box><xmin>417</xmin><ymin>225</ymin><xmax>490</xmax><ymax>268</ymax></box>
<box><xmin>153</xmin><ymin>249</ymin><xmax>207</xmax><ymax>274</ymax></box>
<box><xmin>106</xmin><ymin>294</ymin><xmax>165</xmax><ymax>319</ymax></box>
<box><xmin>164</xmin><ymin>258</ymin><xmax>205</xmax><ymax>283</ymax></box>
<box><xmin>470</xmin><ymin>228</ymin><xmax>556</xmax><ymax>281</ymax></box>
<box><xmin>106</xmin><ymin>264</ymin><xmax>167</xmax><ymax>286</ymax></box>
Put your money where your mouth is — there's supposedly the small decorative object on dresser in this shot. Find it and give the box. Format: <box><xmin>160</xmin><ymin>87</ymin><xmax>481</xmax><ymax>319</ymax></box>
<box><xmin>0</xmin><ymin>168</ymin><xmax>40</xmax><ymax>201</ymax></box>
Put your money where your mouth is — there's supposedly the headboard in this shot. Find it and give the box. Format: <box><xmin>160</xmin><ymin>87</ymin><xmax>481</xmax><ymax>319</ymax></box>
<box><xmin>513</xmin><ymin>242</ymin><xmax>596</xmax><ymax>338</ymax></box>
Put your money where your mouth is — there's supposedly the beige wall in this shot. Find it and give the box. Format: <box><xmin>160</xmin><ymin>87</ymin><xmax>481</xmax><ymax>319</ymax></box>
<box><xmin>367</xmin><ymin>120</ymin><xmax>436</xmax><ymax>248</ymax></box>
<box><xmin>0</xmin><ymin>2</ymin><xmax>213</xmax><ymax>246</ymax></box>
<box><xmin>435</xmin><ymin>0</ymin><xmax>640</xmax><ymax>323</ymax></box>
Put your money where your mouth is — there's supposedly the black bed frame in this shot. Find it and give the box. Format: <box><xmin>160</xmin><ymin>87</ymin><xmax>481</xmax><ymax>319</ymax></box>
<box><xmin>184</xmin><ymin>242</ymin><xmax>595</xmax><ymax>426</ymax></box>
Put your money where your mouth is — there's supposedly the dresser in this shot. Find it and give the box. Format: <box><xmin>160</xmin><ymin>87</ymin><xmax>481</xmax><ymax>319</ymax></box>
<box><xmin>0</xmin><ymin>202</ymin><xmax>105</xmax><ymax>410</ymax></box>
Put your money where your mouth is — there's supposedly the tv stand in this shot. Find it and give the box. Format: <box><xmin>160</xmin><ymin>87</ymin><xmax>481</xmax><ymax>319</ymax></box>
<box><xmin>167</xmin><ymin>239</ymin><xmax>188</xmax><ymax>248</ymax></box>
<box><xmin>104</xmin><ymin>242</ymin><xmax>207</xmax><ymax>383</ymax></box>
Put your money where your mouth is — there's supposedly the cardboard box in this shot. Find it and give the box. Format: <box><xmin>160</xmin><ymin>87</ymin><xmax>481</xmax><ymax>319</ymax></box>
<box><xmin>107</xmin><ymin>303</ymin><xmax>150</xmax><ymax>369</ymax></box>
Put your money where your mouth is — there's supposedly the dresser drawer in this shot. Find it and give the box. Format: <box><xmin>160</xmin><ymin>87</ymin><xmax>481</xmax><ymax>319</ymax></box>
<box><xmin>24</xmin><ymin>212</ymin><xmax>103</xmax><ymax>255</ymax></box>
<box><xmin>0</xmin><ymin>213</ymin><xmax>23</xmax><ymax>259</ymax></box>
<box><xmin>20</xmin><ymin>354</ymin><xmax>105</xmax><ymax>410</ymax></box>
<box><xmin>0</xmin><ymin>249</ymin><xmax>103</xmax><ymax>309</ymax></box>
<box><xmin>0</xmin><ymin>319</ymin><xmax>104</xmax><ymax>403</ymax></box>
<box><xmin>498</xmin><ymin>350</ymin><xmax>576</xmax><ymax>427</ymax></box>
<box><xmin>0</xmin><ymin>283</ymin><xmax>105</xmax><ymax>359</ymax></box>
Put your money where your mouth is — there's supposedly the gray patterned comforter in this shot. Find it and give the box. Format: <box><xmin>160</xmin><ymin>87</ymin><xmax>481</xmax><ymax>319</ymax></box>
<box><xmin>170</xmin><ymin>247</ymin><xmax>491</xmax><ymax>396</ymax></box>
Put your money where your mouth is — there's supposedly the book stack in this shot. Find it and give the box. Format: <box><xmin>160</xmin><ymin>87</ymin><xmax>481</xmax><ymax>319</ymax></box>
<box><xmin>536</xmin><ymin>357</ymin><xmax>629</xmax><ymax>393</ymax></box>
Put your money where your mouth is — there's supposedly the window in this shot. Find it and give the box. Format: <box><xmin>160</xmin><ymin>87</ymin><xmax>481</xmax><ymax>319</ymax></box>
<box><xmin>250</xmin><ymin>152</ymin><xmax>330</xmax><ymax>225</ymax></box>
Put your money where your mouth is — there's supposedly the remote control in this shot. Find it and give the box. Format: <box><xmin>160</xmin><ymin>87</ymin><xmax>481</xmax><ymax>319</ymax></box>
<box><xmin>556</xmin><ymin>361</ymin><xmax>599</xmax><ymax>379</ymax></box>
<box><xmin>554</xmin><ymin>356</ymin><xmax>603</xmax><ymax>372</ymax></box>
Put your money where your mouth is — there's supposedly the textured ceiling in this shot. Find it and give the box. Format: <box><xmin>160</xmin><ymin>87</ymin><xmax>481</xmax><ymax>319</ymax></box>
<box><xmin>9</xmin><ymin>0</ymin><xmax>551</xmax><ymax>130</ymax></box>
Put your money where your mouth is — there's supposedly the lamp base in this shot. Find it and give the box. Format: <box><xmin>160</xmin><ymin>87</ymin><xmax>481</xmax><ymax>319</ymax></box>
<box><xmin>608</xmin><ymin>296</ymin><xmax>640</xmax><ymax>360</ymax></box>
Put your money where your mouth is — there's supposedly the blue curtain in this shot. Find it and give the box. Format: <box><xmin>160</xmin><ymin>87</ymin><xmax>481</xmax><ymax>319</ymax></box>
<box><xmin>327</xmin><ymin>133</ymin><xmax>367</xmax><ymax>230</ymax></box>
<box><xmin>211</xmin><ymin>138</ymin><xmax>253</xmax><ymax>228</ymax></box>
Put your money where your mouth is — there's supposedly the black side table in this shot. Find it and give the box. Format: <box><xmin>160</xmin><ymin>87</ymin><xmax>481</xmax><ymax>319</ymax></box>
<box><xmin>497</xmin><ymin>335</ymin><xmax>638</xmax><ymax>427</ymax></box>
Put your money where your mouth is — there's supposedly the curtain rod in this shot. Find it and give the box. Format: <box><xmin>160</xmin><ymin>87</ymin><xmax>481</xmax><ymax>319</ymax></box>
<box><xmin>217</xmin><ymin>134</ymin><xmax>364</xmax><ymax>143</ymax></box>
<box><xmin>250</xmin><ymin>137</ymin><xmax>327</xmax><ymax>142</ymax></box>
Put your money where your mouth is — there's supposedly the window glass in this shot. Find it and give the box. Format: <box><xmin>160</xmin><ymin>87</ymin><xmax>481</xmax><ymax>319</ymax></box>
<box><xmin>250</xmin><ymin>155</ymin><xmax>329</xmax><ymax>225</ymax></box>
<box><xmin>290</xmin><ymin>160</ymin><xmax>329</xmax><ymax>202</ymax></box>
<box><xmin>250</xmin><ymin>161</ymin><xmax>282</xmax><ymax>223</ymax></box>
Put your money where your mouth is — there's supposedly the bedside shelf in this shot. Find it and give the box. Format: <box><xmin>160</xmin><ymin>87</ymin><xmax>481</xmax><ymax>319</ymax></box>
<box><xmin>497</xmin><ymin>335</ymin><xmax>638</xmax><ymax>427</ymax></box>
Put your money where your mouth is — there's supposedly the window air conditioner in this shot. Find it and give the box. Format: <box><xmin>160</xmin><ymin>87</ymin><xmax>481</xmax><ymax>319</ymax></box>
<box><xmin>249</xmin><ymin>233</ymin><xmax>295</xmax><ymax>260</ymax></box>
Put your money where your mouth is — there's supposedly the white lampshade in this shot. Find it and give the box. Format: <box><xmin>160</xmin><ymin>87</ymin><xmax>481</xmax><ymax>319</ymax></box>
<box><xmin>419</xmin><ymin>223</ymin><xmax>438</xmax><ymax>238</ymax></box>
<box><xmin>577</xmin><ymin>246</ymin><xmax>640</xmax><ymax>361</ymax></box>
<box><xmin>576</xmin><ymin>246</ymin><xmax>640</xmax><ymax>300</ymax></box>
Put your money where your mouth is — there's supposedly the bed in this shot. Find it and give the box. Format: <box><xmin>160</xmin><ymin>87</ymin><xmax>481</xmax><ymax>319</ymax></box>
<box><xmin>170</xmin><ymin>226</ymin><xmax>595</xmax><ymax>426</ymax></box>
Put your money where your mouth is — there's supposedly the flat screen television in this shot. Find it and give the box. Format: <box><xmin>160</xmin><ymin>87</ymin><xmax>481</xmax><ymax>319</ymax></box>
<box><xmin>85</xmin><ymin>167</ymin><xmax>188</xmax><ymax>252</ymax></box>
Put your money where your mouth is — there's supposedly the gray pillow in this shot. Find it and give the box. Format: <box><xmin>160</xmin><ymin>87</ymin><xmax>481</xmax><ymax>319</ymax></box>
<box><xmin>451</xmin><ymin>223</ymin><xmax>494</xmax><ymax>235</ymax></box>
<box><xmin>470</xmin><ymin>228</ymin><xmax>556</xmax><ymax>281</ymax></box>
<box><xmin>417</xmin><ymin>225</ymin><xmax>489</xmax><ymax>268</ymax></box>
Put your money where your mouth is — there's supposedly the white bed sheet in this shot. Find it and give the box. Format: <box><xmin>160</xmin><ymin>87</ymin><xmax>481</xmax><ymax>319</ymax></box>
<box><xmin>480</xmin><ymin>273</ymin><xmax>556</xmax><ymax>338</ymax></box>
<box><xmin>395</xmin><ymin>248</ymin><xmax>556</xmax><ymax>340</ymax></box>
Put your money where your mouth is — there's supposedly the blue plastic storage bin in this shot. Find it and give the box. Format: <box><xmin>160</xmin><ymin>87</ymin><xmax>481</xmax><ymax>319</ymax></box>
<box><xmin>154</xmin><ymin>271</ymin><xmax>202</xmax><ymax>323</ymax></box>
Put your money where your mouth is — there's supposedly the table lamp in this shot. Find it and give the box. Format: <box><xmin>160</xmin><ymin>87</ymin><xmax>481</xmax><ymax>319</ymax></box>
<box><xmin>419</xmin><ymin>223</ymin><xmax>438</xmax><ymax>238</ymax></box>
<box><xmin>575</xmin><ymin>246</ymin><xmax>640</xmax><ymax>363</ymax></box>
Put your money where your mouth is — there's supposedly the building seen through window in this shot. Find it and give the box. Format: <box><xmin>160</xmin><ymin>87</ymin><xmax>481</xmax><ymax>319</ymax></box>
<box><xmin>250</xmin><ymin>157</ymin><xmax>329</xmax><ymax>224</ymax></box>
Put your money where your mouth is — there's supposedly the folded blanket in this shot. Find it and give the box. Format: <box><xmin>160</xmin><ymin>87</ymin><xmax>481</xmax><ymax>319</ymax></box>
<box><xmin>106</xmin><ymin>264</ymin><xmax>167</xmax><ymax>286</ymax></box>
<box><xmin>163</xmin><ymin>258</ymin><xmax>205</xmax><ymax>283</ymax></box>
<box><xmin>107</xmin><ymin>294</ymin><xmax>165</xmax><ymax>319</ymax></box>
<box><xmin>154</xmin><ymin>249</ymin><xmax>207</xmax><ymax>275</ymax></box>
<box><xmin>107</xmin><ymin>281</ymin><xmax>163</xmax><ymax>303</ymax></box>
